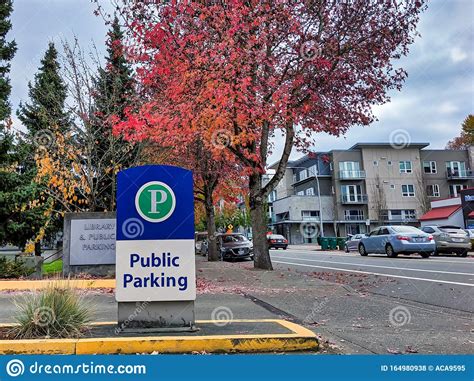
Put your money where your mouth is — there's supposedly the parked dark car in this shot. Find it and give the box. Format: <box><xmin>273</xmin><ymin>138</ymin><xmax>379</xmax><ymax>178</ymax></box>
<box><xmin>218</xmin><ymin>233</ymin><xmax>254</xmax><ymax>260</ymax></box>
<box><xmin>267</xmin><ymin>234</ymin><xmax>288</xmax><ymax>250</ymax></box>
<box><xmin>344</xmin><ymin>234</ymin><xmax>367</xmax><ymax>252</ymax></box>
<box><xmin>421</xmin><ymin>225</ymin><xmax>471</xmax><ymax>257</ymax></box>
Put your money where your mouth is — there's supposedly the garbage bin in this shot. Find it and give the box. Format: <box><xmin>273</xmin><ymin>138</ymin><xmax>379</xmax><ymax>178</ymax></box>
<box><xmin>328</xmin><ymin>237</ymin><xmax>338</xmax><ymax>250</ymax></box>
<box><xmin>336</xmin><ymin>237</ymin><xmax>346</xmax><ymax>251</ymax></box>
<box><xmin>320</xmin><ymin>237</ymin><xmax>329</xmax><ymax>250</ymax></box>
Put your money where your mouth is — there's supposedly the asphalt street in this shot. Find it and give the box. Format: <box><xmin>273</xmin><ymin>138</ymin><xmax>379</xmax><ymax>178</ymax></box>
<box><xmin>270</xmin><ymin>249</ymin><xmax>474</xmax><ymax>313</ymax></box>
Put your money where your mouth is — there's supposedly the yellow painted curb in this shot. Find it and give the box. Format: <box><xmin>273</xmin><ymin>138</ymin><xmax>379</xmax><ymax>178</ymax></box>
<box><xmin>0</xmin><ymin>319</ymin><xmax>318</xmax><ymax>354</ymax></box>
<box><xmin>0</xmin><ymin>279</ymin><xmax>115</xmax><ymax>291</ymax></box>
<box><xmin>0</xmin><ymin>339</ymin><xmax>76</xmax><ymax>355</ymax></box>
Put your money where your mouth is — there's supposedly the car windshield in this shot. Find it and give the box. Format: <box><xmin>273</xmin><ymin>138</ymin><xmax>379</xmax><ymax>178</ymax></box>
<box><xmin>222</xmin><ymin>235</ymin><xmax>248</xmax><ymax>243</ymax></box>
<box><xmin>391</xmin><ymin>226</ymin><xmax>423</xmax><ymax>234</ymax></box>
<box><xmin>269</xmin><ymin>235</ymin><xmax>285</xmax><ymax>239</ymax></box>
<box><xmin>440</xmin><ymin>227</ymin><xmax>467</xmax><ymax>235</ymax></box>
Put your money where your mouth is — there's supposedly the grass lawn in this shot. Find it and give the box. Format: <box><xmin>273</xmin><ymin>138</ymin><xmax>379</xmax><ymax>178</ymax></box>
<box><xmin>42</xmin><ymin>259</ymin><xmax>63</xmax><ymax>274</ymax></box>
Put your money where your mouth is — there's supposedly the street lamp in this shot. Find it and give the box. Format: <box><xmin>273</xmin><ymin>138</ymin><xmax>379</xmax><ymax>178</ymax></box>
<box><xmin>290</xmin><ymin>166</ymin><xmax>324</xmax><ymax>238</ymax></box>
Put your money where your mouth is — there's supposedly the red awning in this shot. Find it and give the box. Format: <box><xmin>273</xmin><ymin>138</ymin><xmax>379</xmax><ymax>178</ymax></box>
<box><xmin>419</xmin><ymin>205</ymin><xmax>461</xmax><ymax>221</ymax></box>
<box><xmin>468</xmin><ymin>211</ymin><xmax>474</xmax><ymax>218</ymax></box>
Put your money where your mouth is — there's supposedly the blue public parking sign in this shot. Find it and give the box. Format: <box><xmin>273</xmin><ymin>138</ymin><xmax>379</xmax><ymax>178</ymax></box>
<box><xmin>115</xmin><ymin>165</ymin><xmax>196</xmax><ymax>302</ymax></box>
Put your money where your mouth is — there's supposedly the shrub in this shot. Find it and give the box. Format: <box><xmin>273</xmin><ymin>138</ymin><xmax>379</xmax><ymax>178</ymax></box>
<box><xmin>0</xmin><ymin>257</ymin><xmax>34</xmax><ymax>279</ymax></box>
<box><xmin>12</xmin><ymin>283</ymin><xmax>93</xmax><ymax>339</ymax></box>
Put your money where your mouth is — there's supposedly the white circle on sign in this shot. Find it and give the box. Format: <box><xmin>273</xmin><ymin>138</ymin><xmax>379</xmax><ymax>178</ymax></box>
<box><xmin>135</xmin><ymin>181</ymin><xmax>176</xmax><ymax>223</ymax></box>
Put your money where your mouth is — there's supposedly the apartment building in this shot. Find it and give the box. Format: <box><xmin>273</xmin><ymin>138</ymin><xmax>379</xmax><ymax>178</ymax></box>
<box><xmin>267</xmin><ymin>143</ymin><xmax>474</xmax><ymax>244</ymax></box>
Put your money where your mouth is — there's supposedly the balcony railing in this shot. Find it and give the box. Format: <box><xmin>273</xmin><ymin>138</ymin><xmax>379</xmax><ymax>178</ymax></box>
<box><xmin>446</xmin><ymin>169</ymin><xmax>474</xmax><ymax>180</ymax></box>
<box><xmin>338</xmin><ymin>170</ymin><xmax>366</xmax><ymax>180</ymax></box>
<box><xmin>381</xmin><ymin>216</ymin><xmax>418</xmax><ymax>223</ymax></box>
<box><xmin>344</xmin><ymin>214</ymin><xmax>365</xmax><ymax>221</ymax></box>
<box><xmin>341</xmin><ymin>194</ymin><xmax>368</xmax><ymax>204</ymax></box>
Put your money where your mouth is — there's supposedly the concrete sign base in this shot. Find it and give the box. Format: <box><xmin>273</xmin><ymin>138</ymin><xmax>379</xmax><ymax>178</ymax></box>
<box><xmin>117</xmin><ymin>301</ymin><xmax>196</xmax><ymax>332</ymax></box>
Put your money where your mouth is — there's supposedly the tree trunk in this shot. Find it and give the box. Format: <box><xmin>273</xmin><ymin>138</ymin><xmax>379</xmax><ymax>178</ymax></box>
<box><xmin>34</xmin><ymin>241</ymin><xmax>41</xmax><ymax>257</ymax></box>
<box><xmin>249</xmin><ymin>173</ymin><xmax>272</xmax><ymax>270</ymax></box>
<box><xmin>205</xmin><ymin>199</ymin><xmax>219</xmax><ymax>261</ymax></box>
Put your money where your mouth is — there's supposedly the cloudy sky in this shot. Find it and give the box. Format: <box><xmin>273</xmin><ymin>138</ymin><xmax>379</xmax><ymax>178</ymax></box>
<box><xmin>9</xmin><ymin>0</ymin><xmax>473</xmax><ymax>161</ymax></box>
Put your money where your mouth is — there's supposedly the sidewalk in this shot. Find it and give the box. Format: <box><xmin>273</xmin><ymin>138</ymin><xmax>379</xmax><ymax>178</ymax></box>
<box><xmin>0</xmin><ymin>256</ymin><xmax>471</xmax><ymax>354</ymax></box>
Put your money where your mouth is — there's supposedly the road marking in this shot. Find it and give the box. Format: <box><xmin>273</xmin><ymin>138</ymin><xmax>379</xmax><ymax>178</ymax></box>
<box><xmin>272</xmin><ymin>260</ymin><xmax>474</xmax><ymax>287</ymax></box>
<box><xmin>272</xmin><ymin>250</ymin><xmax>474</xmax><ymax>265</ymax></box>
<box><xmin>271</xmin><ymin>256</ymin><xmax>474</xmax><ymax>276</ymax></box>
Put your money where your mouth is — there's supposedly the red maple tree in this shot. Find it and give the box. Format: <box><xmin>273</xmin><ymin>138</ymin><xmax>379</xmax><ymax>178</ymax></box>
<box><xmin>113</xmin><ymin>0</ymin><xmax>425</xmax><ymax>269</ymax></box>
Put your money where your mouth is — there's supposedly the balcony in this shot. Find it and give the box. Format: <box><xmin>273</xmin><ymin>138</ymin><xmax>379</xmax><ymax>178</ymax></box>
<box><xmin>338</xmin><ymin>170</ymin><xmax>366</xmax><ymax>180</ymax></box>
<box><xmin>344</xmin><ymin>214</ymin><xmax>365</xmax><ymax>221</ymax></box>
<box><xmin>381</xmin><ymin>216</ymin><xmax>418</xmax><ymax>223</ymax></box>
<box><xmin>446</xmin><ymin>169</ymin><xmax>474</xmax><ymax>180</ymax></box>
<box><xmin>341</xmin><ymin>194</ymin><xmax>368</xmax><ymax>204</ymax></box>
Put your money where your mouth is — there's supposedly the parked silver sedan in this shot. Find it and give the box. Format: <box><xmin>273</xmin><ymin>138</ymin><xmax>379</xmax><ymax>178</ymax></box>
<box><xmin>358</xmin><ymin>225</ymin><xmax>435</xmax><ymax>258</ymax></box>
<box><xmin>420</xmin><ymin>225</ymin><xmax>471</xmax><ymax>257</ymax></box>
<box><xmin>344</xmin><ymin>234</ymin><xmax>367</xmax><ymax>252</ymax></box>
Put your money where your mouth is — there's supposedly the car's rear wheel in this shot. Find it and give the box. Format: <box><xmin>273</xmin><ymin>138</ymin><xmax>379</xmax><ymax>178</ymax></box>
<box><xmin>456</xmin><ymin>250</ymin><xmax>468</xmax><ymax>257</ymax></box>
<box><xmin>385</xmin><ymin>244</ymin><xmax>398</xmax><ymax>258</ymax></box>
<box><xmin>358</xmin><ymin>244</ymin><xmax>368</xmax><ymax>256</ymax></box>
<box><xmin>420</xmin><ymin>252</ymin><xmax>430</xmax><ymax>258</ymax></box>
<box><xmin>344</xmin><ymin>244</ymin><xmax>349</xmax><ymax>253</ymax></box>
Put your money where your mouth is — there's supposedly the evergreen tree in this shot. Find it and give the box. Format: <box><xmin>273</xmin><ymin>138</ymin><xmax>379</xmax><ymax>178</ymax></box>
<box><xmin>92</xmin><ymin>16</ymin><xmax>140</xmax><ymax>211</ymax></box>
<box><xmin>17</xmin><ymin>42</ymin><xmax>69</xmax><ymax>142</ymax></box>
<box><xmin>7</xmin><ymin>42</ymin><xmax>71</xmax><ymax>253</ymax></box>
<box><xmin>0</xmin><ymin>0</ymin><xmax>46</xmax><ymax>250</ymax></box>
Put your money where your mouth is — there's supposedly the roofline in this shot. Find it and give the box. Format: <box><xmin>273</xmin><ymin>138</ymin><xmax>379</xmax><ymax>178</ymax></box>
<box><xmin>349</xmin><ymin>142</ymin><xmax>430</xmax><ymax>150</ymax></box>
<box><xmin>418</xmin><ymin>205</ymin><xmax>462</xmax><ymax>221</ymax></box>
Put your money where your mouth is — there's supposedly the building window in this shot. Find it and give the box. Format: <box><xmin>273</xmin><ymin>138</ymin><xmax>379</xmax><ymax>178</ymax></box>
<box><xmin>399</xmin><ymin>161</ymin><xmax>412</xmax><ymax>174</ymax></box>
<box><xmin>344</xmin><ymin>210</ymin><xmax>364</xmax><ymax>221</ymax></box>
<box><xmin>297</xmin><ymin>190</ymin><xmax>305</xmax><ymax>196</ymax></box>
<box><xmin>341</xmin><ymin>184</ymin><xmax>363</xmax><ymax>202</ymax></box>
<box><xmin>373</xmin><ymin>160</ymin><xmax>378</xmax><ymax>166</ymax></box>
<box><xmin>390</xmin><ymin>184</ymin><xmax>395</xmax><ymax>189</ymax></box>
<box><xmin>426</xmin><ymin>184</ymin><xmax>440</xmax><ymax>197</ymax></box>
<box><xmin>423</xmin><ymin>161</ymin><xmax>437</xmax><ymax>174</ymax></box>
<box><xmin>401</xmin><ymin>184</ymin><xmax>415</xmax><ymax>197</ymax></box>
<box><xmin>388</xmin><ymin>161</ymin><xmax>393</xmax><ymax>166</ymax></box>
<box><xmin>301</xmin><ymin>210</ymin><xmax>320</xmax><ymax>221</ymax></box>
<box><xmin>449</xmin><ymin>184</ymin><xmax>468</xmax><ymax>197</ymax></box>
<box><xmin>403</xmin><ymin>209</ymin><xmax>416</xmax><ymax>219</ymax></box>
<box><xmin>385</xmin><ymin>209</ymin><xmax>416</xmax><ymax>221</ymax></box>
<box><xmin>299</xmin><ymin>169</ymin><xmax>308</xmax><ymax>181</ymax></box>
<box><xmin>268</xmin><ymin>190</ymin><xmax>277</xmax><ymax>202</ymax></box>
<box><xmin>308</xmin><ymin>165</ymin><xmax>318</xmax><ymax>176</ymax></box>
<box><xmin>305</xmin><ymin>187</ymin><xmax>315</xmax><ymax>196</ymax></box>
<box><xmin>446</xmin><ymin>161</ymin><xmax>467</xmax><ymax>177</ymax></box>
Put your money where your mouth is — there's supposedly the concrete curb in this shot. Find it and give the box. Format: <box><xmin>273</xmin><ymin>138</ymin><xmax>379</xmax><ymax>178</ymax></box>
<box><xmin>0</xmin><ymin>319</ymin><xmax>318</xmax><ymax>354</ymax></box>
<box><xmin>0</xmin><ymin>279</ymin><xmax>115</xmax><ymax>291</ymax></box>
